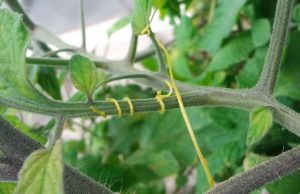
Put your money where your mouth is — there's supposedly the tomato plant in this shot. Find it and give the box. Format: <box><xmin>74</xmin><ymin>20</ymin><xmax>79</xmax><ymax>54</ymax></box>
<box><xmin>1</xmin><ymin>0</ymin><xmax>300</xmax><ymax>193</ymax></box>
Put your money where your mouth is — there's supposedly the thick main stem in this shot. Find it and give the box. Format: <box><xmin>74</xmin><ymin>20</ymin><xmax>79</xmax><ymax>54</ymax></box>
<box><xmin>0</xmin><ymin>117</ymin><xmax>112</xmax><ymax>194</ymax></box>
<box><xmin>206</xmin><ymin>145</ymin><xmax>300</xmax><ymax>194</ymax></box>
<box><xmin>256</xmin><ymin>0</ymin><xmax>294</xmax><ymax>94</ymax></box>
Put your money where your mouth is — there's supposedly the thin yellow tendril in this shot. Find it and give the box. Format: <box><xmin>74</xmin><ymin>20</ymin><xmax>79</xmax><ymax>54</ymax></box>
<box><xmin>123</xmin><ymin>97</ymin><xmax>134</xmax><ymax>116</ymax></box>
<box><xmin>155</xmin><ymin>80</ymin><xmax>173</xmax><ymax>114</ymax></box>
<box><xmin>155</xmin><ymin>91</ymin><xmax>166</xmax><ymax>114</ymax></box>
<box><xmin>90</xmin><ymin>106</ymin><xmax>106</xmax><ymax>118</ymax></box>
<box><xmin>154</xmin><ymin>36</ymin><xmax>215</xmax><ymax>187</ymax></box>
<box><xmin>106</xmin><ymin>98</ymin><xmax>122</xmax><ymax>117</ymax></box>
<box><xmin>141</xmin><ymin>24</ymin><xmax>151</xmax><ymax>35</ymax></box>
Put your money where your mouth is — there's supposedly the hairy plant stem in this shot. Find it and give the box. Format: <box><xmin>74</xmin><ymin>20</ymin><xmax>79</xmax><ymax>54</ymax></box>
<box><xmin>256</xmin><ymin>0</ymin><xmax>294</xmax><ymax>94</ymax></box>
<box><xmin>46</xmin><ymin>117</ymin><xmax>65</xmax><ymax>148</ymax></box>
<box><xmin>0</xmin><ymin>117</ymin><xmax>112</xmax><ymax>194</ymax></box>
<box><xmin>149</xmin><ymin>30</ymin><xmax>167</xmax><ymax>76</ymax></box>
<box><xmin>206</xmin><ymin>145</ymin><xmax>300</xmax><ymax>194</ymax></box>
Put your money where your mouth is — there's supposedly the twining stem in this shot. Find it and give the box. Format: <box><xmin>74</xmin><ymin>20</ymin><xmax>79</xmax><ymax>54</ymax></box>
<box><xmin>151</xmin><ymin>32</ymin><xmax>215</xmax><ymax>188</ymax></box>
<box><xmin>256</xmin><ymin>0</ymin><xmax>294</xmax><ymax>94</ymax></box>
<box><xmin>80</xmin><ymin>0</ymin><xmax>87</xmax><ymax>51</ymax></box>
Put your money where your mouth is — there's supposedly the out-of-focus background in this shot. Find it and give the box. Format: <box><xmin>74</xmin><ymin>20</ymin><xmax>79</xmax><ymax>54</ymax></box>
<box><xmin>22</xmin><ymin>0</ymin><xmax>173</xmax><ymax>59</ymax></box>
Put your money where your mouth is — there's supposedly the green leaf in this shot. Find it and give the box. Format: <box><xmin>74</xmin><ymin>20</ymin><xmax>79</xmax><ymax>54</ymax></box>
<box><xmin>69</xmin><ymin>54</ymin><xmax>98</xmax><ymax>98</ymax></box>
<box><xmin>174</xmin><ymin>16</ymin><xmax>196</xmax><ymax>54</ymax></box>
<box><xmin>107</xmin><ymin>16</ymin><xmax>131</xmax><ymax>37</ymax></box>
<box><xmin>292</xmin><ymin>4</ymin><xmax>300</xmax><ymax>23</ymax></box>
<box><xmin>0</xmin><ymin>105</ymin><xmax>6</xmax><ymax>114</ymax></box>
<box><xmin>200</xmin><ymin>0</ymin><xmax>247</xmax><ymax>53</ymax></box>
<box><xmin>208</xmin><ymin>32</ymin><xmax>254</xmax><ymax>71</ymax></box>
<box><xmin>126</xmin><ymin>150</ymin><xmax>179</xmax><ymax>177</ymax></box>
<box><xmin>37</xmin><ymin>67</ymin><xmax>62</xmax><ymax>100</ymax></box>
<box><xmin>251</xmin><ymin>19</ymin><xmax>271</xmax><ymax>48</ymax></box>
<box><xmin>266</xmin><ymin>171</ymin><xmax>300</xmax><ymax>194</ymax></box>
<box><xmin>14</xmin><ymin>140</ymin><xmax>64</xmax><ymax>194</ymax></box>
<box><xmin>0</xmin><ymin>183</ymin><xmax>16</xmax><ymax>194</ymax></box>
<box><xmin>246</xmin><ymin>107</ymin><xmax>273</xmax><ymax>147</ymax></box>
<box><xmin>243</xmin><ymin>152</ymin><xmax>269</xmax><ymax>170</ymax></box>
<box><xmin>153</xmin><ymin>0</ymin><xmax>164</xmax><ymax>9</ymax></box>
<box><xmin>244</xmin><ymin>153</ymin><xmax>300</xmax><ymax>194</ymax></box>
<box><xmin>275</xmin><ymin>31</ymin><xmax>300</xmax><ymax>100</ymax></box>
<box><xmin>173</xmin><ymin>52</ymin><xmax>193</xmax><ymax>80</ymax></box>
<box><xmin>68</xmin><ymin>91</ymin><xmax>87</xmax><ymax>102</ymax></box>
<box><xmin>131</xmin><ymin>0</ymin><xmax>153</xmax><ymax>35</ymax></box>
<box><xmin>0</xmin><ymin>9</ymin><xmax>57</xmax><ymax>110</ymax></box>
<box><xmin>141</xmin><ymin>56</ymin><xmax>159</xmax><ymax>72</ymax></box>
<box><xmin>236</xmin><ymin>47</ymin><xmax>267</xmax><ymax>88</ymax></box>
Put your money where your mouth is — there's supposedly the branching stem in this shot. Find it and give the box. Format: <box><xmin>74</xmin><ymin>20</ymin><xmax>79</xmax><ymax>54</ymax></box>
<box><xmin>256</xmin><ymin>0</ymin><xmax>294</xmax><ymax>94</ymax></box>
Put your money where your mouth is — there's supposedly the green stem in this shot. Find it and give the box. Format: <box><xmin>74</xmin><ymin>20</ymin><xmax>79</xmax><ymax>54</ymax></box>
<box><xmin>46</xmin><ymin>117</ymin><xmax>65</xmax><ymax>148</ymax></box>
<box><xmin>126</xmin><ymin>34</ymin><xmax>138</xmax><ymax>63</ymax></box>
<box><xmin>149</xmin><ymin>30</ymin><xmax>167</xmax><ymax>76</ymax></box>
<box><xmin>42</xmin><ymin>48</ymin><xmax>76</xmax><ymax>57</ymax></box>
<box><xmin>256</xmin><ymin>0</ymin><xmax>294</xmax><ymax>94</ymax></box>
<box><xmin>26</xmin><ymin>57</ymin><xmax>107</xmax><ymax>68</ymax></box>
<box><xmin>80</xmin><ymin>0</ymin><xmax>87</xmax><ymax>51</ymax></box>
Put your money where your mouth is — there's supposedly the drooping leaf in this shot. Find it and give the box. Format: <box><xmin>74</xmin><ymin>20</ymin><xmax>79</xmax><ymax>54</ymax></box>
<box><xmin>14</xmin><ymin>140</ymin><xmax>64</xmax><ymax>194</ymax></box>
<box><xmin>0</xmin><ymin>9</ymin><xmax>57</xmax><ymax>109</ymax></box>
<box><xmin>131</xmin><ymin>0</ymin><xmax>153</xmax><ymax>35</ymax></box>
<box><xmin>69</xmin><ymin>54</ymin><xmax>98</xmax><ymax>98</ymax></box>
<box><xmin>251</xmin><ymin>19</ymin><xmax>271</xmax><ymax>48</ymax></box>
<box><xmin>247</xmin><ymin>107</ymin><xmax>273</xmax><ymax>147</ymax></box>
<box><xmin>208</xmin><ymin>32</ymin><xmax>254</xmax><ymax>71</ymax></box>
<box><xmin>200</xmin><ymin>0</ymin><xmax>247</xmax><ymax>53</ymax></box>
<box><xmin>107</xmin><ymin>16</ymin><xmax>131</xmax><ymax>37</ymax></box>
<box><xmin>236</xmin><ymin>47</ymin><xmax>267</xmax><ymax>88</ymax></box>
